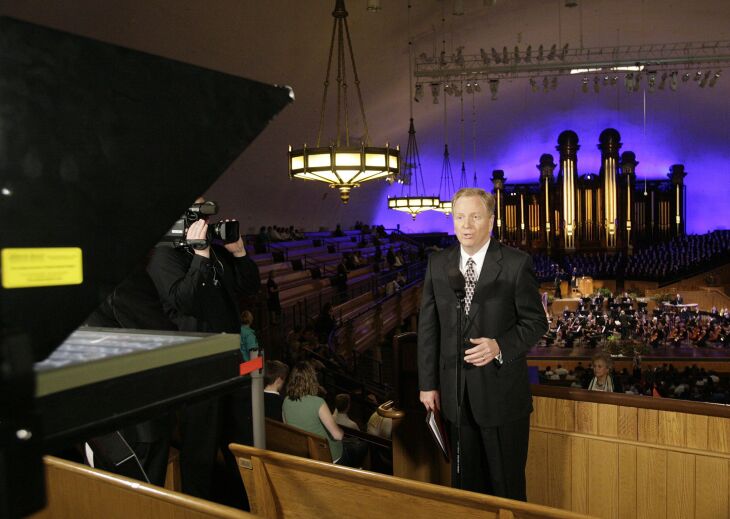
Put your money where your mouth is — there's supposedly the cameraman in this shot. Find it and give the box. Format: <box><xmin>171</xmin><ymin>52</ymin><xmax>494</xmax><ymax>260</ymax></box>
<box><xmin>147</xmin><ymin>198</ymin><xmax>260</xmax><ymax>501</ymax></box>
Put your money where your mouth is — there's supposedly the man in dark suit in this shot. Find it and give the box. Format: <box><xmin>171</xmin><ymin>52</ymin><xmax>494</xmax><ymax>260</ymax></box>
<box><xmin>418</xmin><ymin>188</ymin><xmax>548</xmax><ymax>501</ymax></box>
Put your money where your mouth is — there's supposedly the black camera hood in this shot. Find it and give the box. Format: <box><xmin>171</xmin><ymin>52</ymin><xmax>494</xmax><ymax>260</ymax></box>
<box><xmin>0</xmin><ymin>16</ymin><xmax>291</xmax><ymax>516</ymax></box>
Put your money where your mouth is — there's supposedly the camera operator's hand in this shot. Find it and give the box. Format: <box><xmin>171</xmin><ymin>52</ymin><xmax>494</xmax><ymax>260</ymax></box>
<box><xmin>222</xmin><ymin>220</ymin><xmax>246</xmax><ymax>257</ymax></box>
<box><xmin>187</xmin><ymin>219</ymin><xmax>210</xmax><ymax>258</ymax></box>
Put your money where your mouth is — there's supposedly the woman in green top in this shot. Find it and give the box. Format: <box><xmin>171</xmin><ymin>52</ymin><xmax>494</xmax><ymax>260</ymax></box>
<box><xmin>282</xmin><ymin>362</ymin><xmax>364</xmax><ymax>467</ymax></box>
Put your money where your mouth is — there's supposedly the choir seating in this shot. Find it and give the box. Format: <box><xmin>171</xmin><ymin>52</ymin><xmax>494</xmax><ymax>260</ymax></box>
<box><xmin>28</xmin><ymin>456</ymin><xmax>253</xmax><ymax>519</ymax></box>
<box><xmin>229</xmin><ymin>444</ymin><xmax>595</xmax><ymax>519</ymax></box>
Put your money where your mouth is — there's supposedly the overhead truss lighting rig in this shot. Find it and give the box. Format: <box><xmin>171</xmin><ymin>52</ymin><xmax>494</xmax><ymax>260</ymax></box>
<box><xmin>415</xmin><ymin>41</ymin><xmax>730</xmax><ymax>99</ymax></box>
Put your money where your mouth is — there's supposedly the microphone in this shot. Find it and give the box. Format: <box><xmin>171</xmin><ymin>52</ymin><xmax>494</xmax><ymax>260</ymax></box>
<box><xmin>447</xmin><ymin>267</ymin><xmax>466</xmax><ymax>300</ymax></box>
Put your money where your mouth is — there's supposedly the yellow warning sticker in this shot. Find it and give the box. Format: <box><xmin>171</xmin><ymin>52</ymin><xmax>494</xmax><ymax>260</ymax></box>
<box><xmin>1</xmin><ymin>248</ymin><xmax>83</xmax><ymax>289</ymax></box>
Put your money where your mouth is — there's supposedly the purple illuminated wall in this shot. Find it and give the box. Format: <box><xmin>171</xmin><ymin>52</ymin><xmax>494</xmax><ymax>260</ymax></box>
<box><xmin>375</xmin><ymin>85</ymin><xmax>730</xmax><ymax>235</ymax></box>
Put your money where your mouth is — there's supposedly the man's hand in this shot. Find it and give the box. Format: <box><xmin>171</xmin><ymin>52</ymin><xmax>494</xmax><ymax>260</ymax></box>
<box><xmin>419</xmin><ymin>390</ymin><xmax>441</xmax><ymax>413</ymax></box>
<box><xmin>187</xmin><ymin>219</ymin><xmax>210</xmax><ymax>258</ymax></box>
<box><xmin>464</xmin><ymin>337</ymin><xmax>501</xmax><ymax>367</ymax></box>
<box><xmin>223</xmin><ymin>220</ymin><xmax>246</xmax><ymax>257</ymax></box>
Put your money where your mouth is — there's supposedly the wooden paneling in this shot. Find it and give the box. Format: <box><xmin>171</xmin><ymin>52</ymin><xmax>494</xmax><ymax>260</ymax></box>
<box><xmin>528</xmin><ymin>395</ymin><xmax>730</xmax><ymax>519</ymax></box>
<box><xmin>570</xmin><ymin>437</ymin><xmax>589</xmax><ymax>514</ymax></box>
<box><xmin>636</xmin><ymin>447</ymin><xmax>667</xmax><ymax>519</ymax></box>
<box><xmin>617</xmin><ymin>445</ymin><xmax>637</xmax><ymax>519</ymax></box>
<box><xmin>617</xmin><ymin>406</ymin><xmax>638</xmax><ymax>441</ymax></box>
<box><xmin>555</xmin><ymin>399</ymin><xmax>576</xmax><ymax>431</ymax></box>
<box><xmin>686</xmin><ymin>414</ymin><xmax>708</xmax><ymax>450</ymax></box>
<box><xmin>587</xmin><ymin>440</ymin><xmax>618</xmax><ymax>519</ymax></box>
<box><xmin>637</xmin><ymin>408</ymin><xmax>659</xmax><ymax>443</ymax></box>
<box><xmin>596</xmin><ymin>404</ymin><xmax>618</xmax><ymax>438</ymax></box>
<box><xmin>546</xmin><ymin>434</ymin><xmax>572</xmax><ymax>511</ymax></box>
<box><xmin>666</xmin><ymin>452</ymin><xmax>695</xmax><ymax>519</ymax></box>
<box><xmin>576</xmin><ymin>402</ymin><xmax>598</xmax><ymax>435</ymax></box>
<box><xmin>708</xmin><ymin>416</ymin><xmax>730</xmax><ymax>454</ymax></box>
<box><xmin>694</xmin><ymin>456</ymin><xmax>729</xmax><ymax>519</ymax></box>
<box><xmin>657</xmin><ymin>411</ymin><xmax>686</xmax><ymax>447</ymax></box>
<box><xmin>526</xmin><ymin>430</ymin><xmax>549</xmax><ymax>505</ymax></box>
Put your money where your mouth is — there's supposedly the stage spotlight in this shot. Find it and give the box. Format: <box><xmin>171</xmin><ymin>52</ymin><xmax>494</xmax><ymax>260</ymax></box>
<box><xmin>414</xmin><ymin>83</ymin><xmax>424</xmax><ymax>102</ymax></box>
<box><xmin>480</xmin><ymin>48</ymin><xmax>490</xmax><ymax>65</ymax></box>
<box><xmin>502</xmin><ymin>46</ymin><xmax>509</xmax><ymax>64</ymax></box>
<box><xmin>633</xmin><ymin>72</ymin><xmax>642</xmax><ymax>91</ymax></box>
<box><xmin>444</xmin><ymin>83</ymin><xmax>454</xmax><ymax>96</ymax></box>
<box><xmin>694</xmin><ymin>71</ymin><xmax>703</xmax><ymax>81</ymax></box>
<box><xmin>431</xmin><ymin>83</ymin><xmax>441</xmax><ymax>104</ymax></box>
<box><xmin>537</xmin><ymin>44</ymin><xmax>544</xmax><ymax>62</ymax></box>
<box><xmin>551</xmin><ymin>76</ymin><xmax>558</xmax><ymax>90</ymax></box>
<box><xmin>547</xmin><ymin>44</ymin><xmax>557</xmax><ymax>61</ymax></box>
<box><xmin>682</xmin><ymin>72</ymin><xmax>690</xmax><ymax>82</ymax></box>
<box><xmin>439</xmin><ymin>50</ymin><xmax>447</xmax><ymax>67</ymax></box>
<box><xmin>525</xmin><ymin>45</ymin><xmax>532</xmax><ymax>63</ymax></box>
<box><xmin>709</xmin><ymin>70</ymin><xmax>721</xmax><ymax>87</ymax></box>
<box><xmin>465</xmin><ymin>82</ymin><xmax>473</xmax><ymax>94</ymax></box>
<box><xmin>582</xmin><ymin>76</ymin><xmax>589</xmax><ymax>93</ymax></box>
<box><xmin>491</xmin><ymin>47</ymin><xmax>500</xmax><ymax>63</ymax></box>
<box><xmin>658</xmin><ymin>72</ymin><xmax>667</xmax><ymax>90</ymax></box>
<box><xmin>514</xmin><ymin>46</ymin><xmax>521</xmax><ymax>63</ymax></box>
<box><xmin>529</xmin><ymin>78</ymin><xmax>538</xmax><ymax>92</ymax></box>
<box><xmin>454</xmin><ymin>46</ymin><xmax>465</xmax><ymax>67</ymax></box>
<box><xmin>610</xmin><ymin>75</ymin><xmax>618</xmax><ymax>86</ymax></box>
<box><xmin>489</xmin><ymin>79</ymin><xmax>499</xmax><ymax>100</ymax></box>
<box><xmin>670</xmin><ymin>71</ymin><xmax>678</xmax><ymax>91</ymax></box>
<box><xmin>647</xmin><ymin>71</ymin><xmax>656</xmax><ymax>92</ymax></box>
<box><xmin>603</xmin><ymin>75</ymin><xmax>609</xmax><ymax>86</ymax></box>
<box><xmin>624</xmin><ymin>73</ymin><xmax>634</xmax><ymax>92</ymax></box>
<box><xmin>473</xmin><ymin>81</ymin><xmax>481</xmax><ymax>92</ymax></box>
<box><xmin>560</xmin><ymin>43</ymin><xmax>569</xmax><ymax>60</ymax></box>
<box><xmin>699</xmin><ymin>70</ymin><xmax>711</xmax><ymax>88</ymax></box>
<box><xmin>543</xmin><ymin>76</ymin><xmax>550</xmax><ymax>93</ymax></box>
<box><xmin>593</xmin><ymin>76</ymin><xmax>600</xmax><ymax>93</ymax></box>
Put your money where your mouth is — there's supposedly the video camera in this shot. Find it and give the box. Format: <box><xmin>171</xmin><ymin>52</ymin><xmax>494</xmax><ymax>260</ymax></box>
<box><xmin>162</xmin><ymin>201</ymin><xmax>239</xmax><ymax>249</ymax></box>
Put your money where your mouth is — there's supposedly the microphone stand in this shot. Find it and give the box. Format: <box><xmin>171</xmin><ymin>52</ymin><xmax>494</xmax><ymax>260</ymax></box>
<box><xmin>454</xmin><ymin>291</ymin><xmax>465</xmax><ymax>490</ymax></box>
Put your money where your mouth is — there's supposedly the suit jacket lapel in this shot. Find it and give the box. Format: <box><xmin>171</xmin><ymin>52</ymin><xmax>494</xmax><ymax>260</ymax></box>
<box><xmin>468</xmin><ymin>240</ymin><xmax>503</xmax><ymax>322</ymax></box>
<box><xmin>442</xmin><ymin>244</ymin><xmax>461</xmax><ymax>291</ymax></box>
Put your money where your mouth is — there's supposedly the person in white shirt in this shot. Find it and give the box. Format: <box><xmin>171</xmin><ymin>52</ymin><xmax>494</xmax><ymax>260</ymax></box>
<box><xmin>332</xmin><ymin>393</ymin><xmax>360</xmax><ymax>430</ymax></box>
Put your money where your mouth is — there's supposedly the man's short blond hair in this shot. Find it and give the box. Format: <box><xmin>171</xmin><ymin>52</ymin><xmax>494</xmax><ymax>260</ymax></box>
<box><xmin>452</xmin><ymin>188</ymin><xmax>495</xmax><ymax>215</ymax></box>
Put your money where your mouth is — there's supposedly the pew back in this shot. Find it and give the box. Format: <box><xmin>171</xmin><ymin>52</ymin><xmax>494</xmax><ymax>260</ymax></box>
<box><xmin>229</xmin><ymin>444</ymin><xmax>595</xmax><ymax>519</ymax></box>
<box><xmin>265</xmin><ymin>417</ymin><xmax>333</xmax><ymax>462</ymax></box>
<box><xmin>29</xmin><ymin>456</ymin><xmax>252</xmax><ymax>519</ymax></box>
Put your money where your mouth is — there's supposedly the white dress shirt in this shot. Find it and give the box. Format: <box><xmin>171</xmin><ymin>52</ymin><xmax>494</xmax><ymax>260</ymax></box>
<box><xmin>459</xmin><ymin>238</ymin><xmax>502</xmax><ymax>363</ymax></box>
<box><xmin>459</xmin><ymin>239</ymin><xmax>490</xmax><ymax>279</ymax></box>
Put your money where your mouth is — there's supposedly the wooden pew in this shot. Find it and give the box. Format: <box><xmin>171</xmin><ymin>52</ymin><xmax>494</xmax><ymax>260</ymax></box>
<box><xmin>264</xmin><ymin>417</ymin><xmax>333</xmax><ymax>462</ymax></box>
<box><xmin>29</xmin><ymin>456</ymin><xmax>253</xmax><ymax>519</ymax></box>
<box><xmin>229</xmin><ymin>444</ymin><xmax>595</xmax><ymax>519</ymax></box>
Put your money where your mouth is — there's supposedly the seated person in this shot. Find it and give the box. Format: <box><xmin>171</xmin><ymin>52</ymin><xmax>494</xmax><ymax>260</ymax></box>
<box><xmin>283</xmin><ymin>362</ymin><xmax>366</xmax><ymax>467</ymax></box>
<box><xmin>263</xmin><ymin>360</ymin><xmax>289</xmax><ymax>421</ymax></box>
<box><xmin>584</xmin><ymin>351</ymin><xmax>622</xmax><ymax>392</ymax></box>
<box><xmin>333</xmin><ymin>393</ymin><xmax>360</xmax><ymax>430</ymax></box>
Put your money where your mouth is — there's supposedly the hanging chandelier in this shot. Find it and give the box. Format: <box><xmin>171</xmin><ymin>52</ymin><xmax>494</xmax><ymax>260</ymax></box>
<box><xmin>387</xmin><ymin>2</ymin><xmax>438</xmax><ymax>220</ymax></box>
<box><xmin>434</xmin><ymin>143</ymin><xmax>456</xmax><ymax>215</ymax></box>
<box><xmin>388</xmin><ymin>119</ymin><xmax>440</xmax><ymax>220</ymax></box>
<box><xmin>288</xmin><ymin>0</ymin><xmax>399</xmax><ymax>203</ymax></box>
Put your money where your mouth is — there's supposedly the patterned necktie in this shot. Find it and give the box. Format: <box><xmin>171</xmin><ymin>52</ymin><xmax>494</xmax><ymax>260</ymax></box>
<box><xmin>464</xmin><ymin>258</ymin><xmax>476</xmax><ymax>314</ymax></box>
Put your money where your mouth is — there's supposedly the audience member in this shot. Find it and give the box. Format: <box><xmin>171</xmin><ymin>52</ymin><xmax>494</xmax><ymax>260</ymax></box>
<box><xmin>333</xmin><ymin>393</ymin><xmax>360</xmax><ymax>430</ymax></box>
<box><xmin>263</xmin><ymin>360</ymin><xmax>289</xmax><ymax>421</ymax></box>
<box><xmin>282</xmin><ymin>362</ymin><xmax>366</xmax><ymax>467</ymax></box>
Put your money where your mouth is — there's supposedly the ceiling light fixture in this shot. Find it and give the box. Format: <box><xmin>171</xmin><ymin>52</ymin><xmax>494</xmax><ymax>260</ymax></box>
<box><xmin>288</xmin><ymin>0</ymin><xmax>399</xmax><ymax>203</ymax></box>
